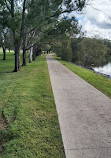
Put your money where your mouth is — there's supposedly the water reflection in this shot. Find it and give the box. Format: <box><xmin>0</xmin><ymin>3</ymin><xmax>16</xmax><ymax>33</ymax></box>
<box><xmin>93</xmin><ymin>62</ymin><xmax>111</xmax><ymax>76</ymax></box>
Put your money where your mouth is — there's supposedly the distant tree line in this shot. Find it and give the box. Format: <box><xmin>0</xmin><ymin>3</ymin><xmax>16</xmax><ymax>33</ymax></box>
<box><xmin>53</xmin><ymin>37</ymin><xmax>111</xmax><ymax>67</ymax></box>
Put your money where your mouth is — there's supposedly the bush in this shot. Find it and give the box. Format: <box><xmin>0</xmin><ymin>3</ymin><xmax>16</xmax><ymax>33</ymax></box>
<box><xmin>61</xmin><ymin>44</ymin><xmax>72</xmax><ymax>61</ymax></box>
<box><xmin>53</xmin><ymin>39</ymin><xmax>72</xmax><ymax>62</ymax></box>
<box><xmin>71</xmin><ymin>38</ymin><xmax>108</xmax><ymax>66</ymax></box>
<box><xmin>54</xmin><ymin>37</ymin><xmax>108</xmax><ymax>67</ymax></box>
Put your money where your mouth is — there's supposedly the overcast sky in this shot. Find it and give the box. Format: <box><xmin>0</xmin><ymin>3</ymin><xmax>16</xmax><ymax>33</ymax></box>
<box><xmin>72</xmin><ymin>0</ymin><xmax>111</xmax><ymax>40</ymax></box>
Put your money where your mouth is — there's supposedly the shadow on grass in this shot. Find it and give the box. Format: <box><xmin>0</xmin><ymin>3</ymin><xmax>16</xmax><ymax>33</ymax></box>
<box><xmin>0</xmin><ymin>71</ymin><xmax>14</xmax><ymax>74</ymax></box>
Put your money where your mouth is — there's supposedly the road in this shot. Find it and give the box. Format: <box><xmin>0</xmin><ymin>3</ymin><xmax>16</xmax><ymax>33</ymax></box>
<box><xmin>47</xmin><ymin>54</ymin><xmax>111</xmax><ymax>158</ymax></box>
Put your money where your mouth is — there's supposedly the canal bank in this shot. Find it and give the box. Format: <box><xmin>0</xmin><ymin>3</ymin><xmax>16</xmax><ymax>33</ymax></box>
<box><xmin>93</xmin><ymin>62</ymin><xmax>111</xmax><ymax>79</ymax></box>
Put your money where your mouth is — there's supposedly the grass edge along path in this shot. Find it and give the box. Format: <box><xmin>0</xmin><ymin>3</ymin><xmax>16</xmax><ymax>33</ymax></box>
<box><xmin>54</xmin><ymin>55</ymin><xmax>111</xmax><ymax>99</ymax></box>
<box><xmin>0</xmin><ymin>54</ymin><xmax>65</xmax><ymax>158</ymax></box>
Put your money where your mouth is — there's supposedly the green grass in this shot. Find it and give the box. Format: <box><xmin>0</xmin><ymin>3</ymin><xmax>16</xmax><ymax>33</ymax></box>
<box><xmin>0</xmin><ymin>52</ymin><xmax>65</xmax><ymax>158</ymax></box>
<box><xmin>54</xmin><ymin>55</ymin><xmax>111</xmax><ymax>99</ymax></box>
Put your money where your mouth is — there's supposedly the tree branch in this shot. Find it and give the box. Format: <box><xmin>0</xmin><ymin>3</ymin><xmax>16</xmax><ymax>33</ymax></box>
<box><xmin>25</xmin><ymin>43</ymin><xmax>37</xmax><ymax>51</ymax></box>
<box><xmin>24</xmin><ymin>28</ymin><xmax>35</xmax><ymax>35</ymax></box>
<box><xmin>4</xmin><ymin>0</ymin><xmax>11</xmax><ymax>14</ymax></box>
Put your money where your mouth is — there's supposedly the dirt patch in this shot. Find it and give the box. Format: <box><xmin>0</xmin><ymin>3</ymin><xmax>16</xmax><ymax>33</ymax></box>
<box><xmin>0</xmin><ymin>117</ymin><xmax>7</xmax><ymax>130</ymax></box>
<box><xmin>0</xmin><ymin>116</ymin><xmax>8</xmax><ymax>152</ymax></box>
<box><xmin>0</xmin><ymin>132</ymin><xmax>3</xmax><ymax>152</ymax></box>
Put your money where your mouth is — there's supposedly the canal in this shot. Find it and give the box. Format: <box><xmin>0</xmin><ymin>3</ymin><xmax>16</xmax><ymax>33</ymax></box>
<box><xmin>93</xmin><ymin>62</ymin><xmax>111</xmax><ymax>77</ymax></box>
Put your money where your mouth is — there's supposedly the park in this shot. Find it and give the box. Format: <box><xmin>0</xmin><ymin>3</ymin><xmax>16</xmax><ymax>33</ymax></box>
<box><xmin>0</xmin><ymin>0</ymin><xmax>111</xmax><ymax>158</ymax></box>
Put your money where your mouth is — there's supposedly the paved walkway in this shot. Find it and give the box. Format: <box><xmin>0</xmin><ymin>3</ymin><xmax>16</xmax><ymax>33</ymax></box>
<box><xmin>47</xmin><ymin>55</ymin><xmax>111</xmax><ymax>158</ymax></box>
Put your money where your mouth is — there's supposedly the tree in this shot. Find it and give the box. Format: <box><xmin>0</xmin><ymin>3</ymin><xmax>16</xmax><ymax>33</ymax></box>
<box><xmin>0</xmin><ymin>0</ymin><xmax>27</xmax><ymax>71</ymax></box>
<box><xmin>0</xmin><ymin>0</ymin><xmax>87</xmax><ymax>72</ymax></box>
<box><xmin>0</xmin><ymin>28</ymin><xmax>6</xmax><ymax>60</ymax></box>
<box><xmin>73</xmin><ymin>38</ymin><xmax>108</xmax><ymax>66</ymax></box>
<box><xmin>22</xmin><ymin>0</ymin><xmax>88</xmax><ymax>64</ymax></box>
<box><xmin>0</xmin><ymin>28</ymin><xmax>13</xmax><ymax>60</ymax></box>
<box><xmin>47</xmin><ymin>16</ymin><xmax>80</xmax><ymax>61</ymax></box>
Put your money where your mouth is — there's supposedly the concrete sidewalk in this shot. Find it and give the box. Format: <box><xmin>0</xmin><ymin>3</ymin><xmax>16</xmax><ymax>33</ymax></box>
<box><xmin>47</xmin><ymin>55</ymin><xmax>111</xmax><ymax>158</ymax></box>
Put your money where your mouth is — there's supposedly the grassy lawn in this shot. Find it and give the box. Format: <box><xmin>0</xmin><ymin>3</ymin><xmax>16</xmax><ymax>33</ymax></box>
<box><xmin>54</xmin><ymin>55</ymin><xmax>111</xmax><ymax>99</ymax></box>
<box><xmin>0</xmin><ymin>52</ymin><xmax>65</xmax><ymax>158</ymax></box>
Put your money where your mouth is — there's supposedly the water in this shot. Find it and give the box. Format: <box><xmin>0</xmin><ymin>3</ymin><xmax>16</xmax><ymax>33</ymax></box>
<box><xmin>93</xmin><ymin>62</ymin><xmax>111</xmax><ymax>76</ymax></box>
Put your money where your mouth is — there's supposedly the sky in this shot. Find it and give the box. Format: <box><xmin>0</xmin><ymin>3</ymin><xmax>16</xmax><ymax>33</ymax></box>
<box><xmin>18</xmin><ymin>0</ymin><xmax>111</xmax><ymax>40</ymax></box>
<box><xmin>72</xmin><ymin>0</ymin><xmax>111</xmax><ymax>40</ymax></box>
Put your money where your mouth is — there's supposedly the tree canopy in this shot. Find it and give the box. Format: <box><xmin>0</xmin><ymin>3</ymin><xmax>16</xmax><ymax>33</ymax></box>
<box><xmin>0</xmin><ymin>0</ymin><xmax>87</xmax><ymax>71</ymax></box>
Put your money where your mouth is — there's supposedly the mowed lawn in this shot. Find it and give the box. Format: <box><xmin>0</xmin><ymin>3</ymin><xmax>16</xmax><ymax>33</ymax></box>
<box><xmin>54</xmin><ymin>56</ymin><xmax>111</xmax><ymax>99</ymax></box>
<box><xmin>0</xmin><ymin>51</ymin><xmax>65</xmax><ymax>158</ymax></box>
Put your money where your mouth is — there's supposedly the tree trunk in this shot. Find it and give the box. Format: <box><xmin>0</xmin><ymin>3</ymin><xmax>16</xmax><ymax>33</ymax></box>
<box><xmin>29</xmin><ymin>47</ymin><xmax>32</xmax><ymax>63</ymax></box>
<box><xmin>18</xmin><ymin>50</ymin><xmax>21</xmax><ymax>71</ymax></box>
<box><xmin>12</xmin><ymin>0</ymin><xmax>26</xmax><ymax>72</ymax></box>
<box><xmin>22</xmin><ymin>36</ymin><xmax>27</xmax><ymax>66</ymax></box>
<box><xmin>14</xmin><ymin>44</ymin><xmax>20</xmax><ymax>72</ymax></box>
<box><xmin>33</xmin><ymin>45</ymin><xmax>36</xmax><ymax>61</ymax></box>
<box><xmin>36</xmin><ymin>48</ymin><xmax>42</xmax><ymax>56</ymax></box>
<box><xmin>2</xmin><ymin>46</ymin><xmax>6</xmax><ymax>60</ymax></box>
<box><xmin>14</xmin><ymin>49</ymin><xmax>18</xmax><ymax>72</ymax></box>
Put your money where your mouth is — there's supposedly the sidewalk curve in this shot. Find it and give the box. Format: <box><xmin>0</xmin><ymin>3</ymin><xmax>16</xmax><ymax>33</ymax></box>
<box><xmin>47</xmin><ymin>55</ymin><xmax>111</xmax><ymax>158</ymax></box>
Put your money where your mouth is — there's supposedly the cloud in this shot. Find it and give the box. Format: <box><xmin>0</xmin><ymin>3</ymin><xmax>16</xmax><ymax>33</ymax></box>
<box><xmin>72</xmin><ymin>0</ymin><xmax>111</xmax><ymax>39</ymax></box>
